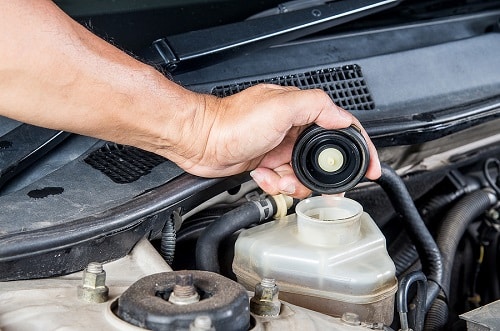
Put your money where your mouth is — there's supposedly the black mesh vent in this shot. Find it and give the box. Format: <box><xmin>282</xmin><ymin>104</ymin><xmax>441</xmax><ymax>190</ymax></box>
<box><xmin>211</xmin><ymin>64</ymin><xmax>374</xmax><ymax>111</ymax></box>
<box><xmin>84</xmin><ymin>144</ymin><xmax>166</xmax><ymax>184</ymax></box>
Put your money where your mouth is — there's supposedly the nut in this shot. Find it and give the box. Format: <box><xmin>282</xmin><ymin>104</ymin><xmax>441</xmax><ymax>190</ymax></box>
<box><xmin>77</xmin><ymin>262</ymin><xmax>109</xmax><ymax>303</ymax></box>
<box><xmin>250</xmin><ymin>278</ymin><xmax>281</xmax><ymax>317</ymax></box>
<box><xmin>168</xmin><ymin>273</ymin><xmax>200</xmax><ymax>305</ymax></box>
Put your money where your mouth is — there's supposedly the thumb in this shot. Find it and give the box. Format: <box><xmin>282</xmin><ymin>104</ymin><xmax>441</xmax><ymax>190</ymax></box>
<box><xmin>284</xmin><ymin>88</ymin><xmax>353</xmax><ymax>129</ymax></box>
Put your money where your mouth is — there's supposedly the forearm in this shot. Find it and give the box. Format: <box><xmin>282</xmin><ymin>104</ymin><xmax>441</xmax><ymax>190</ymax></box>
<box><xmin>0</xmin><ymin>0</ymin><xmax>202</xmax><ymax>161</ymax></box>
<box><xmin>0</xmin><ymin>1</ymin><xmax>380</xmax><ymax>195</ymax></box>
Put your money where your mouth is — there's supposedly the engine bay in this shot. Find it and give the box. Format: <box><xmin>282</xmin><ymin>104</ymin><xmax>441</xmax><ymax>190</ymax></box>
<box><xmin>1</xmin><ymin>1</ymin><xmax>500</xmax><ymax>330</ymax></box>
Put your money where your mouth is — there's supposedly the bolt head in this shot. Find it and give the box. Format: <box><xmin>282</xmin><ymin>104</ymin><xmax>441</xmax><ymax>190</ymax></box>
<box><xmin>250</xmin><ymin>280</ymin><xmax>281</xmax><ymax>317</ymax></box>
<box><xmin>77</xmin><ymin>265</ymin><xmax>109</xmax><ymax>303</ymax></box>
<box><xmin>82</xmin><ymin>269</ymin><xmax>107</xmax><ymax>289</ymax></box>
<box><xmin>254</xmin><ymin>283</ymin><xmax>279</xmax><ymax>301</ymax></box>
<box><xmin>176</xmin><ymin>273</ymin><xmax>194</xmax><ymax>287</ymax></box>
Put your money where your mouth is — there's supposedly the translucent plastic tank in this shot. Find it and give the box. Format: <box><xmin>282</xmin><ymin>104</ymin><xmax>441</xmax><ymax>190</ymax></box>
<box><xmin>233</xmin><ymin>196</ymin><xmax>397</xmax><ymax>325</ymax></box>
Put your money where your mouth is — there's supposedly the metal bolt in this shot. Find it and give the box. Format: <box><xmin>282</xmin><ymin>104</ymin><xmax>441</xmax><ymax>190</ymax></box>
<box><xmin>169</xmin><ymin>273</ymin><xmax>200</xmax><ymax>305</ymax></box>
<box><xmin>487</xmin><ymin>208</ymin><xmax>499</xmax><ymax>221</ymax></box>
<box><xmin>250</xmin><ymin>278</ymin><xmax>281</xmax><ymax>317</ymax></box>
<box><xmin>260</xmin><ymin>278</ymin><xmax>276</xmax><ymax>288</ymax></box>
<box><xmin>77</xmin><ymin>262</ymin><xmax>109</xmax><ymax>303</ymax></box>
<box><xmin>190</xmin><ymin>315</ymin><xmax>215</xmax><ymax>331</ymax></box>
<box><xmin>86</xmin><ymin>261</ymin><xmax>103</xmax><ymax>273</ymax></box>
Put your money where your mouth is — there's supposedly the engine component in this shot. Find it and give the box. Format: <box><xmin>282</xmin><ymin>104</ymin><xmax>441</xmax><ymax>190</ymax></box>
<box><xmin>376</xmin><ymin>163</ymin><xmax>443</xmax><ymax>313</ymax></box>
<box><xmin>397</xmin><ymin>271</ymin><xmax>427</xmax><ymax>331</ymax></box>
<box><xmin>250</xmin><ymin>278</ymin><xmax>281</xmax><ymax>317</ymax></box>
<box><xmin>427</xmin><ymin>189</ymin><xmax>497</xmax><ymax>330</ymax></box>
<box><xmin>233</xmin><ymin>196</ymin><xmax>397</xmax><ymax>324</ymax></box>
<box><xmin>195</xmin><ymin>198</ymin><xmax>276</xmax><ymax>273</ymax></box>
<box><xmin>460</xmin><ymin>299</ymin><xmax>500</xmax><ymax>331</ymax></box>
<box><xmin>0</xmin><ymin>241</ymin><xmax>384</xmax><ymax>331</ymax></box>
<box><xmin>160</xmin><ymin>213</ymin><xmax>177</xmax><ymax>266</ymax></box>
<box><xmin>292</xmin><ymin>124</ymin><xmax>369</xmax><ymax>194</ymax></box>
<box><xmin>77</xmin><ymin>262</ymin><xmax>109</xmax><ymax>303</ymax></box>
<box><xmin>116</xmin><ymin>270</ymin><xmax>250</xmax><ymax>331</ymax></box>
<box><xmin>168</xmin><ymin>273</ymin><xmax>201</xmax><ymax>305</ymax></box>
<box><xmin>0</xmin><ymin>238</ymin><xmax>378</xmax><ymax>330</ymax></box>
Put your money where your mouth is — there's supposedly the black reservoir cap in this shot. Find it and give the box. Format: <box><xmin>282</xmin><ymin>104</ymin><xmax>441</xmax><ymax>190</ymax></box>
<box><xmin>292</xmin><ymin>125</ymin><xmax>369</xmax><ymax>194</ymax></box>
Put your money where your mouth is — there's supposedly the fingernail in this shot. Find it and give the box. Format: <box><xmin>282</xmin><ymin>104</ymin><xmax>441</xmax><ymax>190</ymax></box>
<box><xmin>250</xmin><ymin>170</ymin><xmax>264</xmax><ymax>184</ymax></box>
<box><xmin>279</xmin><ymin>183</ymin><xmax>296</xmax><ymax>195</ymax></box>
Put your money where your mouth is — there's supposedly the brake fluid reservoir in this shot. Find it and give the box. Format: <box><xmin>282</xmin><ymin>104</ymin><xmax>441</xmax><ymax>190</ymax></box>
<box><xmin>233</xmin><ymin>196</ymin><xmax>397</xmax><ymax>324</ymax></box>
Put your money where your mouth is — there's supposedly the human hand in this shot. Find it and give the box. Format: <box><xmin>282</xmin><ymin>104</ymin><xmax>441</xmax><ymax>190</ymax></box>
<box><xmin>165</xmin><ymin>84</ymin><xmax>381</xmax><ymax>198</ymax></box>
<box><xmin>0</xmin><ymin>1</ymin><xmax>376</xmax><ymax>199</ymax></box>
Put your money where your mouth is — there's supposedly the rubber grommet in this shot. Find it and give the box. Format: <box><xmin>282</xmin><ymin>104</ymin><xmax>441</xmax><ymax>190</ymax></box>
<box><xmin>117</xmin><ymin>271</ymin><xmax>249</xmax><ymax>331</ymax></box>
<box><xmin>292</xmin><ymin>125</ymin><xmax>369</xmax><ymax>194</ymax></box>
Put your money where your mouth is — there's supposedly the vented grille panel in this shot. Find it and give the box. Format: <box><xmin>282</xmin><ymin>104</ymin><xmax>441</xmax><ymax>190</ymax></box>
<box><xmin>211</xmin><ymin>65</ymin><xmax>374</xmax><ymax>111</ymax></box>
<box><xmin>84</xmin><ymin>144</ymin><xmax>166</xmax><ymax>184</ymax></box>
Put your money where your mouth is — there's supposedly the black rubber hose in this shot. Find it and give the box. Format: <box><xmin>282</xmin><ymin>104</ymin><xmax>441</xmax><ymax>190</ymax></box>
<box><xmin>437</xmin><ymin>189</ymin><xmax>496</xmax><ymax>296</ymax></box>
<box><xmin>195</xmin><ymin>199</ymin><xmax>275</xmax><ymax>273</ymax></box>
<box><xmin>491</xmin><ymin>233</ymin><xmax>500</xmax><ymax>299</ymax></box>
<box><xmin>420</xmin><ymin>173</ymin><xmax>480</xmax><ymax>223</ymax></box>
<box><xmin>424</xmin><ymin>298</ymin><xmax>448</xmax><ymax>331</ymax></box>
<box><xmin>376</xmin><ymin>163</ymin><xmax>443</xmax><ymax>311</ymax></box>
<box><xmin>390</xmin><ymin>232</ymin><xmax>419</xmax><ymax>276</ymax></box>
<box><xmin>393</xmin><ymin>175</ymin><xmax>480</xmax><ymax>276</ymax></box>
<box><xmin>424</xmin><ymin>189</ymin><xmax>497</xmax><ymax>330</ymax></box>
<box><xmin>420</xmin><ymin>191</ymin><xmax>464</xmax><ymax>222</ymax></box>
<box><xmin>160</xmin><ymin>216</ymin><xmax>176</xmax><ymax>265</ymax></box>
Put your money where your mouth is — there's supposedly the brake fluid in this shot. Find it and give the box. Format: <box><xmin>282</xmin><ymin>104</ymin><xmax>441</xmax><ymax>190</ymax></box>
<box><xmin>232</xmin><ymin>196</ymin><xmax>397</xmax><ymax>325</ymax></box>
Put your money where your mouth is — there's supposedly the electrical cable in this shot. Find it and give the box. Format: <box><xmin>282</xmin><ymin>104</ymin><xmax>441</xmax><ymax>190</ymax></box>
<box><xmin>483</xmin><ymin>158</ymin><xmax>500</xmax><ymax>195</ymax></box>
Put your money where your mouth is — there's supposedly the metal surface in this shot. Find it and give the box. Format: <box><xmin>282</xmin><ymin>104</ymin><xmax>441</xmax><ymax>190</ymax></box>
<box><xmin>460</xmin><ymin>300</ymin><xmax>500</xmax><ymax>331</ymax></box>
<box><xmin>77</xmin><ymin>262</ymin><xmax>109</xmax><ymax>303</ymax></box>
<box><xmin>169</xmin><ymin>273</ymin><xmax>201</xmax><ymax>305</ymax></box>
<box><xmin>250</xmin><ymin>278</ymin><xmax>281</xmax><ymax>317</ymax></box>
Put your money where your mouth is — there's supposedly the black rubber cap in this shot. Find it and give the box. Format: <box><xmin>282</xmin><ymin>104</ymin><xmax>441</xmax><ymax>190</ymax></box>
<box><xmin>292</xmin><ymin>125</ymin><xmax>369</xmax><ymax>194</ymax></box>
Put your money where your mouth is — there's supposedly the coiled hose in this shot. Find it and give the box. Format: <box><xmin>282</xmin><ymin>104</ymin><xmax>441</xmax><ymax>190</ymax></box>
<box><xmin>195</xmin><ymin>198</ymin><xmax>275</xmax><ymax>273</ymax></box>
<box><xmin>425</xmin><ymin>189</ymin><xmax>497</xmax><ymax>330</ymax></box>
<box><xmin>160</xmin><ymin>216</ymin><xmax>176</xmax><ymax>265</ymax></box>
<box><xmin>376</xmin><ymin>163</ymin><xmax>443</xmax><ymax>311</ymax></box>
